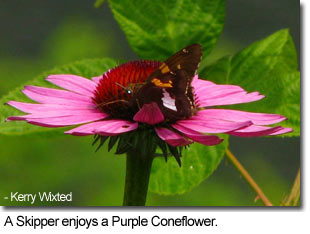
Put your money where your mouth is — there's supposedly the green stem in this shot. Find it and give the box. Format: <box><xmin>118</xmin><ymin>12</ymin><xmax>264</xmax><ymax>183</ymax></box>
<box><xmin>283</xmin><ymin>168</ymin><xmax>300</xmax><ymax>206</ymax></box>
<box><xmin>226</xmin><ymin>149</ymin><xmax>273</xmax><ymax>206</ymax></box>
<box><xmin>123</xmin><ymin>151</ymin><xmax>154</xmax><ymax>206</ymax></box>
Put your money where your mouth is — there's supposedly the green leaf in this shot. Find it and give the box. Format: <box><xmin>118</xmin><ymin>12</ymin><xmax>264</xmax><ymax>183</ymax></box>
<box><xmin>200</xmin><ymin>29</ymin><xmax>300</xmax><ymax>137</ymax></box>
<box><xmin>0</xmin><ymin>58</ymin><xmax>118</xmax><ymax>136</ymax></box>
<box><xmin>108</xmin><ymin>0</ymin><xmax>225</xmax><ymax>60</ymax></box>
<box><xmin>149</xmin><ymin>135</ymin><xmax>228</xmax><ymax>195</ymax></box>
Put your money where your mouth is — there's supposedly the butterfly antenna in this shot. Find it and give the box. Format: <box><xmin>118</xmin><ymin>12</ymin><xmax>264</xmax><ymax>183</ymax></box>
<box><xmin>114</xmin><ymin>82</ymin><xmax>127</xmax><ymax>89</ymax></box>
<box><xmin>96</xmin><ymin>99</ymin><xmax>130</xmax><ymax>108</ymax></box>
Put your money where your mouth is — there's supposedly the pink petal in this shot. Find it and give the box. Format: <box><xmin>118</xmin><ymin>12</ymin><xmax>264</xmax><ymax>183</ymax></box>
<box><xmin>65</xmin><ymin>119</ymin><xmax>138</xmax><ymax>136</ymax></box>
<box><xmin>21</xmin><ymin>113</ymin><xmax>107</xmax><ymax>127</ymax></box>
<box><xmin>192</xmin><ymin>77</ymin><xmax>265</xmax><ymax>107</ymax></box>
<box><xmin>172</xmin><ymin>124</ymin><xmax>223</xmax><ymax>146</ymax></box>
<box><xmin>25</xmin><ymin>85</ymin><xmax>92</xmax><ymax>100</ymax></box>
<box><xmin>92</xmin><ymin>75</ymin><xmax>103</xmax><ymax>84</ymax></box>
<box><xmin>196</xmin><ymin>109</ymin><xmax>287</xmax><ymax>125</ymax></box>
<box><xmin>269</xmin><ymin>127</ymin><xmax>293</xmax><ymax>135</ymax></box>
<box><xmin>176</xmin><ymin>118</ymin><xmax>252</xmax><ymax>133</ymax></box>
<box><xmin>7</xmin><ymin>109</ymin><xmax>106</xmax><ymax>120</ymax></box>
<box><xmin>133</xmin><ymin>102</ymin><xmax>164</xmax><ymax>125</ymax></box>
<box><xmin>22</xmin><ymin>86</ymin><xmax>96</xmax><ymax>107</ymax></box>
<box><xmin>94</xmin><ymin>120</ymin><xmax>138</xmax><ymax>136</ymax></box>
<box><xmin>24</xmin><ymin>85</ymin><xmax>93</xmax><ymax>101</ymax></box>
<box><xmin>192</xmin><ymin>76</ymin><xmax>216</xmax><ymax>90</ymax></box>
<box><xmin>193</xmin><ymin>80</ymin><xmax>244</xmax><ymax>96</ymax></box>
<box><xmin>228</xmin><ymin>125</ymin><xmax>293</xmax><ymax>137</ymax></box>
<box><xmin>155</xmin><ymin>127</ymin><xmax>192</xmax><ymax>147</ymax></box>
<box><xmin>46</xmin><ymin>74</ymin><xmax>97</xmax><ymax>96</ymax></box>
<box><xmin>6</xmin><ymin>101</ymin><xmax>96</xmax><ymax>114</ymax></box>
<box><xmin>192</xmin><ymin>77</ymin><xmax>249</xmax><ymax>106</ymax></box>
<box><xmin>65</xmin><ymin>121</ymin><xmax>106</xmax><ymax>136</ymax></box>
<box><xmin>196</xmin><ymin>90</ymin><xmax>264</xmax><ymax>107</ymax></box>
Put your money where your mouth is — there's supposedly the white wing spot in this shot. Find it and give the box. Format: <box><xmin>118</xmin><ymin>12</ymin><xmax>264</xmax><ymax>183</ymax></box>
<box><xmin>162</xmin><ymin>89</ymin><xmax>177</xmax><ymax>111</ymax></box>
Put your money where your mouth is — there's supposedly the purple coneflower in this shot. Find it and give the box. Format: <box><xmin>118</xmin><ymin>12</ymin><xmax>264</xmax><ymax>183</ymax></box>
<box><xmin>6</xmin><ymin>59</ymin><xmax>292</xmax><ymax>165</ymax></box>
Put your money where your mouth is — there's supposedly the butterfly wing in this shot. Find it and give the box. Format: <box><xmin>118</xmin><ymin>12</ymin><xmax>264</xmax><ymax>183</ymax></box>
<box><xmin>147</xmin><ymin>44</ymin><xmax>202</xmax><ymax>85</ymax></box>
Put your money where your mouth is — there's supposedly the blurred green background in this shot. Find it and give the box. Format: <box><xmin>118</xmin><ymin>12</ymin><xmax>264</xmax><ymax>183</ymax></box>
<box><xmin>0</xmin><ymin>0</ymin><xmax>300</xmax><ymax>206</ymax></box>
